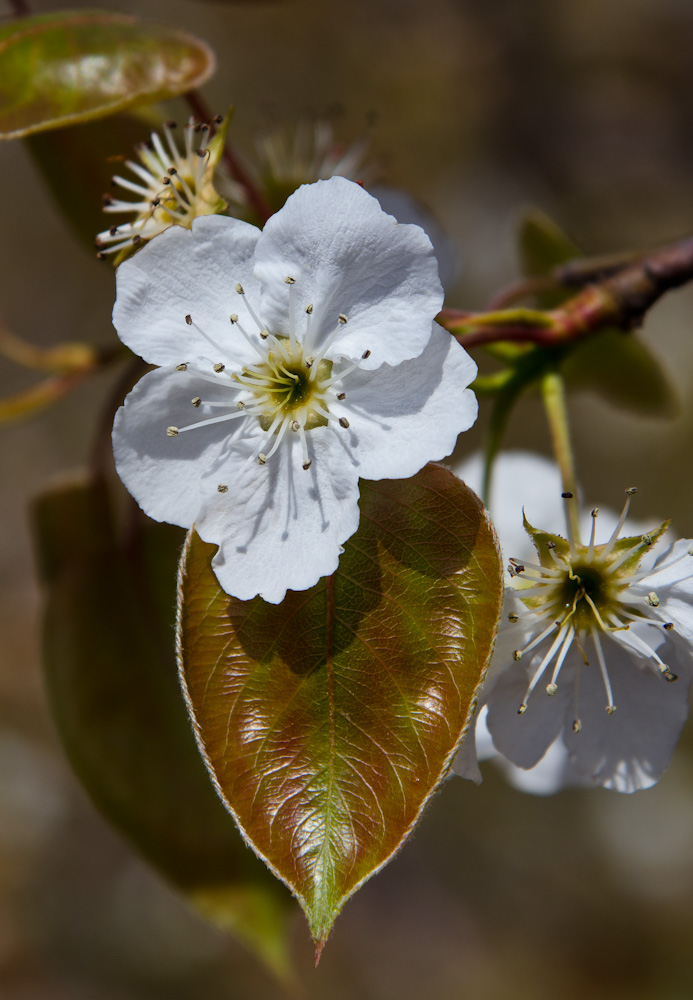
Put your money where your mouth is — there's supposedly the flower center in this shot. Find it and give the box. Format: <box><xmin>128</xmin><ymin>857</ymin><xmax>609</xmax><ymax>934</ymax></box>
<box><xmin>166</xmin><ymin>280</ymin><xmax>368</xmax><ymax>472</ymax></box>
<box><xmin>507</xmin><ymin>489</ymin><xmax>682</xmax><ymax>723</ymax></box>
<box><xmin>235</xmin><ymin>340</ymin><xmax>333</xmax><ymax>432</ymax></box>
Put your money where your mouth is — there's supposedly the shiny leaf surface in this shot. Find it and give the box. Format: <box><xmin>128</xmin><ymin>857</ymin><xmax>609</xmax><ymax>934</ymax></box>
<box><xmin>32</xmin><ymin>478</ymin><xmax>294</xmax><ymax>982</ymax></box>
<box><xmin>178</xmin><ymin>464</ymin><xmax>503</xmax><ymax>952</ymax></box>
<box><xmin>0</xmin><ymin>11</ymin><xmax>214</xmax><ymax>139</ymax></box>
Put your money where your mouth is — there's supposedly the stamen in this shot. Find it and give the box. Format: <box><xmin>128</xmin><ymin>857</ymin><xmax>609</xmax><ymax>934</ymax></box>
<box><xmin>173</xmin><ymin>410</ymin><xmax>250</xmax><ymax>434</ymax></box>
<box><xmin>601</xmin><ymin>487</ymin><xmax>637</xmax><ymax>557</ymax></box>
<box><xmin>587</xmin><ymin>507</ymin><xmax>599</xmax><ymax>559</ymax></box>
<box><xmin>546</xmin><ymin>625</ymin><xmax>576</xmax><ymax>695</ymax></box>
<box><xmin>185</xmin><ymin>314</ymin><xmax>228</xmax><ymax>358</ymax></box>
<box><xmin>310</xmin><ymin>314</ymin><xmax>348</xmax><ymax>378</ymax></box>
<box><xmin>518</xmin><ymin>625</ymin><xmax>571</xmax><ymax>714</ymax></box>
<box><xmin>512</xmin><ymin>618</ymin><xmax>562</xmax><ymax>661</ymax></box>
<box><xmin>561</xmin><ymin>492</ymin><xmax>578</xmax><ymax>556</ymax></box>
<box><xmin>591</xmin><ymin>628</ymin><xmax>616</xmax><ymax>713</ymax></box>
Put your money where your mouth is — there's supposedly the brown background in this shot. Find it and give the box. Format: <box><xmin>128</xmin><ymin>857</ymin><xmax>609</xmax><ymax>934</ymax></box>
<box><xmin>2</xmin><ymin>0</ymin><xmax>693</xmax><ymax>997</ymax></box>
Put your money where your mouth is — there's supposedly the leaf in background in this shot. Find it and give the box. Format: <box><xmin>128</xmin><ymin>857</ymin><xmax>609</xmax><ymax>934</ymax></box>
<box><xmin>563</xmin><ymin>327</ymin><xmax>679</xmax><ymax>419</ymax></box>
<box><xmin>0</xmin><ymin>11</ymin><xmax>215</xmax><ymax>140</ymax></box>
<box><xmin>178</xmin><ymin>464</ymin><xmax>503</xmax><ymax>955</ymax></box>
<box><xmin>26</xmin><ymin>111</ymin><xmax>153</xmax><ymax>250</ymax></box>
<box><xmin>516</xmin><ymin>207</ymin><xmax>678</xmax><ymax>418</ymax></box>
<box><xmin>31</xmin><ymin>478</ymin><xmax>295</xmax><ymax>984</ymax></box>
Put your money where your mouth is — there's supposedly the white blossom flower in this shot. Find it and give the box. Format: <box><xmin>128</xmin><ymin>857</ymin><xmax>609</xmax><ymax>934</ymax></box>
<box><xmin>95</xmin><ymin>117</ymin><xmax>234</xmax><ymax>259</ymax></box>
<box><xmin>112</xmin><ymin>177</ymin><xmax>477</xmax><ymax>603</ymax></box>
<box><xmin>453</xmin><ymin>452</ymin><xmax>693</xmax><ymax>793</ymax></box>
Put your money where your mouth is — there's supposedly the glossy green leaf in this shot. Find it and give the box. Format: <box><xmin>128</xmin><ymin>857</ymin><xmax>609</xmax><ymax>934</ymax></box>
<box><xmin>31</xmin><ymin>478</ymin><xmax>294</xmax><ymax>983</ymax></box>
<box><xmin>177</xmin><ymin>464</ymin><xmax>503</xmax><ymax>953</ymax></box>
<box><xmin>0</xmin><ymin>11</ymin><xmax>215</xmax><ymax>140</ymax></box>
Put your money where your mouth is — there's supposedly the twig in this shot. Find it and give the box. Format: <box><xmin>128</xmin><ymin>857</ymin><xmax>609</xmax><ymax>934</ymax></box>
<box><xmin>440</xmin><ymin>234</ymin><xmax>693</xmax><ymax>349</ymax></box>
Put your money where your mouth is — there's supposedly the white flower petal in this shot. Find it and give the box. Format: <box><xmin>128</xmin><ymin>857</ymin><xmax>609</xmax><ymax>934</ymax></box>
<box><xmin>113</xmin><ymin>215</ymin><xmax>262</xmax><ymax>367</ymax></box>
<box><xmin>485</xmin><ymin>665</ymin><xmax>569</xmax><ymax>769</ymax></box>
<box><xmin>200</xmin><ymin>429</ymin><xmax>361</xmax><ymax>604</ymax></box>
<box><xmin>113</xmin><ymin>366</ymin><xmax>246</xmax><ymax>528</ymax></box>
<box><xmin>369</xmin><ymin>185</ymin><xmax>460</xmax><ymax>291</ymax></box>
<box><xmin>338</xmin><ymin>324</ymin><xmax>477</xmax><ymax>480</ymax></box>
<box><xmin>453</xmin><ymin>451</ymin><xmax>564</xmax><ymax>561</ymax></box>
<box><xmin>253</xmin><ymin>177</ymin><xmax>444</xmax><ymax>369</ymax></box>
<box><xmin>562</xmin><ymin>646</ymin><xmax>692</xmax><ymax>793</ymax></box>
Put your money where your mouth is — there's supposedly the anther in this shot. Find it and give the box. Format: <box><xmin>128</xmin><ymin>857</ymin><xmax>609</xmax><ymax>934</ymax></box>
<box><xmin>561</xmin><ymin>492</ymin><xmax>573</xmax><ymax>499</ymax></box>
<box><xmin>625</xmin><ymin>487</ymin><xmax>638</xmax><ymax>496</ymax></box>
<box><xmin>196</xmin><ymin>148</ymin><xmax>209</xmax><ymax>158</ymax></box>
<box><xmin>647</xmin><ymin>592</ymin><xmax>660</xmax><ymax>607</ymax></box>
<box><xmin>513</xmin><ymin>650</ymin><xmax>523</xmax><ymax>661</ymax></box>
<box><xmin>166</xmin><ymin>426</ymin><xmax>179</xmax><ymax>437</ymax></box>
<box><xmin>517</xmin><ymin>704</ymin><xmax>527</xmax><ymax>715</ymax></box>
<box><xmin>260</xmin><ymin>330</ymin><xmax>269</xmax><ymax>339</ymax></box>
<box><xmin>217</xmin><ymin>484</ymin><xmax>228</xmax><ymax>493</ymax></box>
<box><xmin>191</xmin><ymin>397</ymin><xmax>201</xmax><ymax>407</ymax></box>
<box><xmin>573</xmin><ymin>719</ymin><xmax>582</xmax><ymax>734</ymax></box>
<box><xmin>663</xmin><ymin>669</ymin><xmax>678</xmax><ymax>683</ymax></box>
<box><xmin>236</xmin><ymin>401</ymin><xmax>245</xmax><ymax>410</ymax></box>
<box><xmin>132</xmin><ymin>235</ymin><xmax>142</xmax><ymax>245</ymax></box>
<box><xmin>338</xmin><ymin>314</ymin><xmax>348</xmax><ymax>324</ymax></box>
<box><xmin>235</xmin><ymin>283</ymin><xmax>244</xmax><ymax>294</ymax></box>
<box><xmin>285</xmin><ymin>276</ymin><xmax>296</xmax><ymax>284</ymax></box>
<box><xmin>362</xmin><ymin>349</ymin><xmax>371</xmax><ymax>359</ymax></box>
<box><xmin>591</xmin><ymin>508</ymin><xmax>599</xmax><ymax>517</ymax></box>
<box><xmin>96</xmin><ymin>251</ymin><xmax>107</xmax><ymax>261</ymax></box>
<box><xmin>214</xmin><ymin>363</ymin><xmax>225</xmax><ymax>373</ymax></box>
<box><xmin>229</xmin><ymin>314</ymin><xmax>238</xmax><ymax>323</ymax></box>
<box><xmin>168</xmin><ymin>166</ymin><xmax>178</xmax><ymax>176</ymax></box>
<box><xmin>185</xmin><ymin>314</ymin><xmax>192</xmax><ymax>325</ymax></box>
<box><xmin>165</xmin><ymin>120</ymin><xmax>177</xmax><ymax>128</ymax></box>
<box><xmin>303</xmin><ymin>460</ymin><xmax>312</xmax><ymax>470</ymax></box>
<box><xmin>212</xmin><ymin>114</ymin><xmax>223</xmax><ymax>124</ymax></box>
<box><xmin>162</xmin><ymin>176</ymin><xmax>171</xmax><ymax>186</ymax></box>
<box><xmin>508</xmin><ymin>613</ymin><xmax>520</xmax><ymax>623</ymax></box>
<box><xmin>339</xmin><ymin>417</ymin><xmax>350</xmax><ymax>428</ymax></box>
<box><xmin>109</xmin><ymin>226</ymin><xmax>118</xmax><ymax>237</ymax></box>
<box><xmin>663</xmin><ymin>622</ymin><xmax>675</xmax><ymax>631</ymax></box>
<box><xmin>642</xmin><ymin>533</ymin><xmax>653</xmax><ymax>546</ymax></box>
<box><xmin>291</xmin><ymin>420</ymin><xmax>300</xmax><ymax>431</ymax></box>
<box><xmin>305</xmin><ymin>304</ymin><xmax>314</xmax><ymax>314</ymax></box>
<box><xmin>546</xmin><ymin>683</ymin><xmax>558</xmax><ymax>696</ymax></box>
<box><xmin>305</xmin><ymin>357</ymin><xmax>314</xmax><ymax>368</ymax></box>
<box><xmin>258</xmin><ymin>453</ymin><xmax>267</xmax><ymax>465</ymax></box>
<box><xmin>606</xmin><ymin>706</ymin><xmax>617</xmax><ymax>715</ymax></box>
<box><xmin>102</xmin><ymin>194</ymin><xmax>113</xmax><ymax>206</ymax></box>
<box><xmin>176</xmin><ymin>363</ymin><xmax>187</xmax><ymax>371</ymax></box>
<box><xmin>547</xmin><ymin>540</ymin><xmax>556</xmax><ymax>550</ymax></box>
<box><xmin>337</xmin><ymin>392</ymin><xmax>346</xmax><ymax>400</ymax></box>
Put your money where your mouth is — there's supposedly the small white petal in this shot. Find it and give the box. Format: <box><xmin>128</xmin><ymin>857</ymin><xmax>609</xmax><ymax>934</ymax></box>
<box><xmin>113</xmin><ymin>215</ymin><xmax>262</xmax><ymax>367</ymax></box>
<box><xmin>201</xmin><ymin>430</ymin><xmax>361</xmax><ymax>603</ymax></box>
<box><xmin>254</xmin><ymin>177</ymin><xmax>444</xmax><ymax>369</ymax></box>
<box><xmin>340</xmin><ymin>323</ymin><xmax>477</xmax><ymax>480</ymax></box>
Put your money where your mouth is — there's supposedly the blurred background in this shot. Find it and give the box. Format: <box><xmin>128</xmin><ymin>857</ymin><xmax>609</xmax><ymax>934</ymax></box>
<box><xmin>2</xmin><ymin>0</ymin><xmax>693</xmax><ymax>996</ymax></box>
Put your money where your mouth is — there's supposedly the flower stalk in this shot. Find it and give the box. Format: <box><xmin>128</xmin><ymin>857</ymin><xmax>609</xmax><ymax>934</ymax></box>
<box><xmin>540</xmin><ymin>370</ymin><xmax>580</xmax><ymax>543</ymax></box>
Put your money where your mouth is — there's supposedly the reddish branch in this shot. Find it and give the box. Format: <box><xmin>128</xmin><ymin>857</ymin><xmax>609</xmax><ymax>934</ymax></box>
<box><xmin>440</xmin><ymin>235</ymin><xmax>693</xmax><ymax>349</ymax></box>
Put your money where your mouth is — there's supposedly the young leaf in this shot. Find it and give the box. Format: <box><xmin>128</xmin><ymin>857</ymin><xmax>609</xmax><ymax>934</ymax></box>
<box><xmin>32</xmin><ymin>478</ymin><xmax>294</xmax><ymax>983</ymax></box>
<box><xmin>177</xmin><ymin>464</ymin><xmax>503</xmax><ymax>955</ymax></box>
<box><xmin>0</xmin><ymin>11</ymin><xmax>215</xmax><ymax>140</ymax></box>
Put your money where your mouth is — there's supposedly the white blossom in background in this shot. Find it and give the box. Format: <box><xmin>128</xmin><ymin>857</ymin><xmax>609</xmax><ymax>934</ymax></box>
<box><xmin>452</xmin><ymin>452</ymin><xmax>693</xmax><ymax>793</ymax></box>
<box><xmin>112</xmin><ymin>177</ymin><xmax>477</xmax><ymax>603</ymax></box>
<box><xmin>95</xmin><ymin>117</ymin><xmax>235</xmax><ymax>259</ymax></box>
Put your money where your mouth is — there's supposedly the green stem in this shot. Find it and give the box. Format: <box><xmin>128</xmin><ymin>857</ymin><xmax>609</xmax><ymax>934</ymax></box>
<box><xmin>540</xmin><ymin>370</ymin><xmax>580</xmax><ymax>542</ymax></box>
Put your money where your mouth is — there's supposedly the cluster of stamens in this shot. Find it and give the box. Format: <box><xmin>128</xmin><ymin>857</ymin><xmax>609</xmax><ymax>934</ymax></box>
<box><xmin>165</xmin><ymin>277</ymin><xmax>369</xmax><ymax>477</ymax></box>
<box><xmin>95</xmin><ymin>118</ymin><xmax>222</xmax><ymax>258</ymax></box>
<box><xmin>508</xmin><ymin>489</ymin><xmax>692</xmax><ymax>730</ymax></box>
